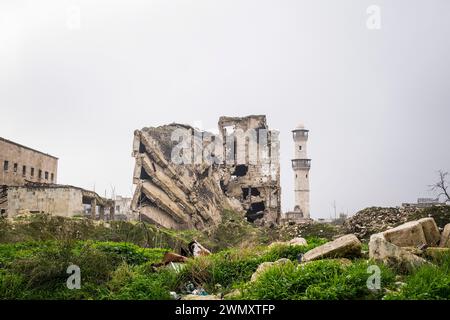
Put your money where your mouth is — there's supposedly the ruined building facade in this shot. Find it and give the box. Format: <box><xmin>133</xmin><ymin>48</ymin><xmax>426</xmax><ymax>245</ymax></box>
<box><xmin>0</xmin><ymin>137</ymin><xmax>58</xmax><ymax>186</ymax></box>
<box><xmin>0</xmin><ymin>183</ymin><xmax>114</xmax><ymax>219</ymax></box>
<box><xmin>131</xmin><ymin>115</ymin><xmax>281</xmax><ymax>230</ymax></box>
<box><xmin>0</xmin><ymin>137</ymin><xmax>117</xmax><ymax>219</ymax></box>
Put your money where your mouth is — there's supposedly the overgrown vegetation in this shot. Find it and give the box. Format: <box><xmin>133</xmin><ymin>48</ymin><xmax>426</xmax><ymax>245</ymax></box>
<box><xmin>0</xmin><ymin>214</ymin><xmax>449</xmax><ymax>300</ymax></box>
<box><xmin>0</xmin><ymin>210</ymin><xmax>287</xmax><ymax>252</ymax></box>
<box><xmin>238</xmin><ymin>259</ymin><xmax>396</xmax><ymax>300</ymax></box>
<box><xmin>385</xmin><ymin>251</ymin><xmax>450</xmax><ymax>300</ymax></box>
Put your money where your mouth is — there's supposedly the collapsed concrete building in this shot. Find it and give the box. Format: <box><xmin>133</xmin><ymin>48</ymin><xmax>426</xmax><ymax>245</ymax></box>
<box><xmin>131</xmin><ymin>115</ymin><xmax>281</xmax><ymax>230</ymax></box>
<box><xmin>0</xmin><ymin>182</ymin><xmax>114</xmax><ymax>219</ymax></box>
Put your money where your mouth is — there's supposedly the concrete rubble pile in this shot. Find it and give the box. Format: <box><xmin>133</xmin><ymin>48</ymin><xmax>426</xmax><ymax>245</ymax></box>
<box><xmin>249</xmin><ymin>219</ymin><xmax>450</xmax><ymax>283</ymax></box>
<box><xmin>343</xmin><ymin>206</ymin><xmax>424</xmax><ymax>239</ymax></box>
<box><xmin>131</xmin><ymin>115</ymin><xmax>281</xmax><ymax>230</ymax></box>
<box><xmin>369</xmin><ymin>218</ymin><xmax>450</xmax><ymax>272</ymax></box>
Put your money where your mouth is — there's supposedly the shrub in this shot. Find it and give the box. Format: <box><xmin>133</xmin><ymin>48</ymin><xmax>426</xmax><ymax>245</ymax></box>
<box><xmin>90</xmin><ymin>241</ymin><xmax>167</xmax><ymax>265</ymax></box>
<box><xmin>239</xmin><ymin>259</ymin><xmax>395</xmax><ymax>300</ymax></box>
<box><xmin>262</xmin><ymin>237</ymin><xmax>328</xmax><ymax>261</ymax></box>
<box><xmin>109</xmin><ymin>268</ymin><xmax>178</xmax><ymax>300</ymax></box>
<box><xmin>107</xmin><ymin>263</ymin><xmax>136</xmax><ymax>293</ymax></box>
<box><xmin>5</xmin><ymin>241</ymin><xmax>121</xmax><ymax>299</ymax></box>
<box><xmin>0</xmin><ymin>271</ymin><xmax>25</xmax><ymax>299</ymax></box>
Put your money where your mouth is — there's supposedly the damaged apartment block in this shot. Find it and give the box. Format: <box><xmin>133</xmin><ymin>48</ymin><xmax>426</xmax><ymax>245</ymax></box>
<box><xmin>131</xmin><ymin>115</ymin><xmax>281</xmax><ymax>230</ymax></box>
<box><xmin>218</xmin><ymin>116</ymin><xmax>281</xmax><ymax>225</ymax></box>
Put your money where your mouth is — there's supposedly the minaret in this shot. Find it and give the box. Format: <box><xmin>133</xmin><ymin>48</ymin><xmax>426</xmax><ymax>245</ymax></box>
<box><xmin>291</xmin><ymin>124</ymin><xmax>311</xmax><ymax>218</ymax></box>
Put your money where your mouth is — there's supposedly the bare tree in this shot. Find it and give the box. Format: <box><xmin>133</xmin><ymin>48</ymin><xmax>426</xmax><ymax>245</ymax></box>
<box><xmin>430</xmin><ymin>170</ymin><xmax>450</xmax><ymax>203</ymax></box>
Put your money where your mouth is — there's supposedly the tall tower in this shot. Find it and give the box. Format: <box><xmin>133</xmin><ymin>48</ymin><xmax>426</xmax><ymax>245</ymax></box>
<box><xmin>291</xmin><ymin>124</ymin><xmax>311</xmax><ymax>218</ymax></box>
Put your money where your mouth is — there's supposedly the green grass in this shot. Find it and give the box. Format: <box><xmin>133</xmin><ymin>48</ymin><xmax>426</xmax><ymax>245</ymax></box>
<box><xmin>175</xmin><ymin>237</ymin><xmax>329</xmax><ymax>292</ymax></box>
<box><xmin>385</xmin><ymin>252</ymin><xmax>450</xmax><ymax>300</ymax></box>
<box><xmin>0</xmin><ymin>240</ymin><xmax>170</xmax><ymax>300</ymax></box>
<box><xmin>105</xmin><ymin>264</ymin><xmax>178</xmax><ymax>300</ymax></box>
<box><xmin>238</xmin><ymin>259</ymin><xmax>396</xmax><ymax>300</ymax></box>
<box><xmin>1</xmin><ymin>214</ymin><xmax>449</xmax><ymax>300</ymax></box>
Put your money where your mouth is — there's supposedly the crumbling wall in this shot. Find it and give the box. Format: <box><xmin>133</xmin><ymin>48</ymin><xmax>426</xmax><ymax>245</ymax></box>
<box><xmin>5</xmin><ymin>186</ymin><xmax>84</xmax><ymax>217</ymax></box>
<box><xmin>1</xmin><ymin>183</ymin><xmax>114</xmax><ymax>220</ymax></box>
<box><xmin>131</xmin><ymin>115</ymin><xmax>281</xmax><ymax>230</ymax></box>
<box><xmin>217</xmin><ymin>116</ymin><xmax>281</xmax><ymax>225</ymax></box>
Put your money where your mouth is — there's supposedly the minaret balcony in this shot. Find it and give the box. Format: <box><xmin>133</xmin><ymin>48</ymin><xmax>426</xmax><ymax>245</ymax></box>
<box><xmin>292</xmin><ymin>129</ymin><xmax>309</xmax><ymax>140</ymax></box>
<box><xmin>291</xmin><ymin>159</ymin><xmax>311</xmax><ymax>169</ymax></box>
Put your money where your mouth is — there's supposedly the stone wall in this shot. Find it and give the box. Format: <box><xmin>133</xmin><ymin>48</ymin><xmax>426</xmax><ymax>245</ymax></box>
<box><xmin>0</xmin><ymin>137</ymin><xmax>58</xmax><ymax>186</ymax></box>
<box><xmin>4</xmin><ymin>186</ymin><xmax>84</xmax><ymax>217</ymax></box>
<box><xmin>1</xmin><ymin>183</ymin><xmax>114</xmax><ymax>219</ymax></box>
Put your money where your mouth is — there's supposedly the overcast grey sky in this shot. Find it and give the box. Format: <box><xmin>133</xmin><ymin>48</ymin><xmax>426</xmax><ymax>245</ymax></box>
<box><xmin>1</xmin><ymin>0</ymin><xmax>450</xmax><ymax>219</ymax></box>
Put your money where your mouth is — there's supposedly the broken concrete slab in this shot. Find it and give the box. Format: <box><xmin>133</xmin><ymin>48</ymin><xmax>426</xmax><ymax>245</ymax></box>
<box><xmin>302</xmin><ymin>234</ymin><xmax>362</xmax><ymax>262</ymax></box>
<box><xmin>250</xmin><ymin>258</ymin><xmax>292</xmax><ymax>282</ymax></box>
<box><xmin>417</xmin><ymin>217</ymin><xmax>441</xmax><ymax>246</ymax></box>
<box><xmin>440</xmin><ymin>224</ymin><xmax>450</xmax><ymax>248</ymax></box>
<box><xmin>369</xmin><ymin>233</ymin><xmax>428</xmax><ymax>272</ymax></box>
<box><xmin>382</xmin><ymin>221</ymin><xmax>427</xmax><ymax>247</ymax></box>
<box><xmin>268</xmin><ymin>237</ymin><xmax>308</xmax><ymax>248</ymax></box>
<box><xmin>288</xmin><ymin>237</ymin><xmax>308</xmax><ymax>246</ymax></box>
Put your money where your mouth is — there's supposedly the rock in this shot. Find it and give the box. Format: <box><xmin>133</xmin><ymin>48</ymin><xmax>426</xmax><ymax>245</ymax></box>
<box><xmin>223</xmin><ymin>289</ymin><xmax>241</xmax><ymax>299</ymax></box>
<box><xmin>169</xmin><ymin>291</ymin><xmax>180</xmax><ymax>300</ymax></box>
<box><xmin>440</xmin><ymin>224</ymin><xmax>450</xmax><ymax>248</ymax></box>
<box><xmin>302</xmin><ymin>234</ymin><xmax>362</xmax><ymax>262</ymax></box>
<box><xmin>343</xmin><ymin>207</ymin><xmax>417</xmax><ymax>239</ymax></box>
<box><xmin>288</xmin><ymin>237</ymin><xmax>308</xmax><ymax>246</ymax></box>
<box><xmin>250</xmin><ymin>258</ymin><xmax>291</xmax><ymax>282</ymax></box>
<box><xmin>417</xmin><ymin>218</ymin><xmax>441</xmax><ymax>246</ymax></box>
<box><xmin>269</xmin><ymin>237</ymin><xmax>308</xmax><ymax>248</ymax></box>
<box><xmin>268</xmin><ymin>241</ymin><xmax>284</xmax><ymax>248</ymax></box>
<box><xmin>401</xmin><ymin>247</ymin><xmax>424</xmax><ymax>256</ymax></box>
<box><xmin>182</xmin><ymin>294</ymin><xmax>221</xmax><ymax>300</ymax></box>
<box><xmin>189</xmin><ymin>241</ymin><xmax>212</xmax><ymax>257</ymax></box>
<box><xmin>369</xmin><ymin>233</ymin><xmax>428</xmax><ymax>272</ymax></box>
<box><xmin>382</xmin><ymin>221</ymin><xmax>427</xmax><ymax>247</ymax></box>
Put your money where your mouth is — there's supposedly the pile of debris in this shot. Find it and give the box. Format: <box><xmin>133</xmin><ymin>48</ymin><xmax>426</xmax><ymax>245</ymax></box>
<box><xmin>131</xmin><ymin>115</ymin><xmax>281</xmax><ymax>230</ymax></box>
<box><xmin>251</xmin><ymin>218</ymin><xmax>450</xmax><ymax>283</ymax></box>
<box><xmin>369</xmin><ymin>218</ymin><xmax>450</xmax><ymax>272</ymax></box>
<box><xmin>343</xmin><ymin>206</ymin><xmax>422</xmax><ymax>240</ymax></box>
<box><xmin>275</xmin><ymin>220</ymin><xmax>343</xmax><ymax>241</ymax></box>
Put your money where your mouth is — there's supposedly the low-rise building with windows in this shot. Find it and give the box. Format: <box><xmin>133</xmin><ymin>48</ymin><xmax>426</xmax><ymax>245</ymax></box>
<box><xmin>0</xmin><ymin>137</ymin><xmax>58</xmax><ymax>186</ymax></box>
